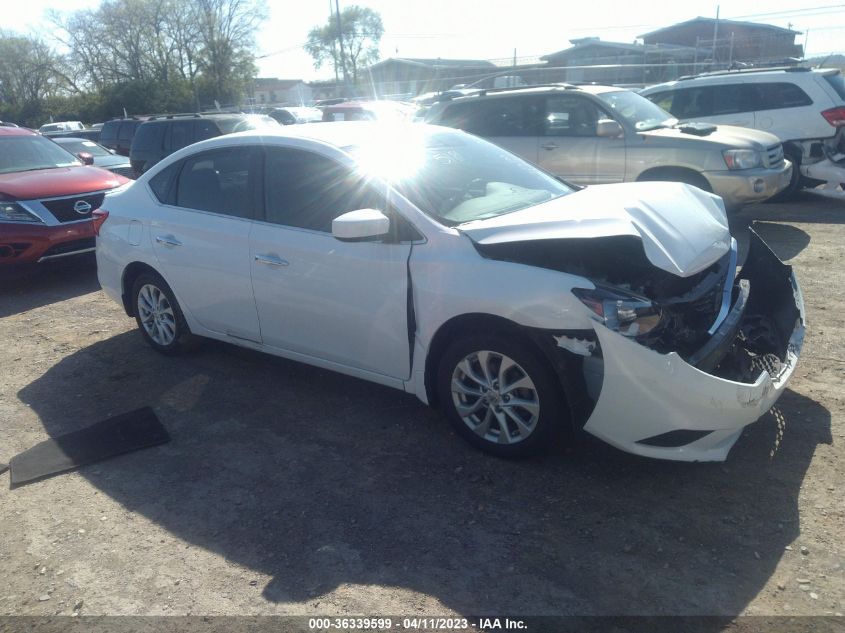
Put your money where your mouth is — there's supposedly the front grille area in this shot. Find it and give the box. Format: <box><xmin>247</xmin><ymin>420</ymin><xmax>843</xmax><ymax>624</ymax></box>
<box><xmin>42</xmin><ymin>193</ymin><xmax>105</xmax><ymax>223</ymax></box>
<box><xmin>763</xmin><ymin>144</ymin><xmax>785</xmax><ymax>168</ymax></box>
<box><xmin>39</xmin><ymin>237</ymin><xmax>96</xmax><ymax>259</ymax></box>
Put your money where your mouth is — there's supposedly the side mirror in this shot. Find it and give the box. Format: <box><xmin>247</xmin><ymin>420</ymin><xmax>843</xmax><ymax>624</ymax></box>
<box><xmin>77</xmin><ymin>151</ymin><xmax>95</xmax><ymax>165</ymax></box>
<box><xmin>596</xmin><ymin>119</ymin><xmax>624</xmax><ymax>138</ymax></box>
<box><xmin>332</xmin><ymin>209</ymin><xmax>390</xmax><ymax>242</ymax></box>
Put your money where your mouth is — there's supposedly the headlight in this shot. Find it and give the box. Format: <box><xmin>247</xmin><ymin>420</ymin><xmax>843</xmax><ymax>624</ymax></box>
<box><xmin>723</xmin><ymin>149</ymin><xmax>762</xmax><ymax>170</ymax></box>
<box><xmin>572</xmin><ymin>286</ymin><xmax>662</xmax><ymax>337</ymax></box>
<box><xmin>0</xmin><ymin>201</ymin><xmax>42</xmax><ymax>223</ymax></box>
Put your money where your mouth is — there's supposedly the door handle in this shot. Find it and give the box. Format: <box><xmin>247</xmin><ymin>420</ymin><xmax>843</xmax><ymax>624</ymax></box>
<box><xmin>155</xmin><ymin>235</ymin><xmax>182</xmax><ymax>247</ymax></box>
<box><xmin>255</xmin><ymin>254</ymin><xmax>289</xmax><ymax>267</ymax></box>
<box><xmin>541</xmin><ymin>142</ymin><xmax>559</xmax><ymax>151</ymax></box>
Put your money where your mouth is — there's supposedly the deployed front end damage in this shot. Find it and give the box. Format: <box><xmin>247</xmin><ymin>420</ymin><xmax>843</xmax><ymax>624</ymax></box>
<box><xmin>572</xmin><ymin>228</ymin><xmax>803</xmax><ymax>461</ymax></box>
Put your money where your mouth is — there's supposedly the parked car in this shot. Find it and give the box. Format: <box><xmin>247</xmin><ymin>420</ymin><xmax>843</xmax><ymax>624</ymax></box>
<box><xmin>51</xmin><ymin>137</ymin><xmax>135</xmax><ymax>179</ymax></box>
<box><xmin>0</xmin><ymin>121</ymin><xmax>19</xmax><ymax>128</ymax></box>
<box><xmin>38</xmin><ymin>121</ymin><xmax>84</xmax><ymax>134</ymax></box>
<box><xmin>267</xmin><ymin>106</ymin><xmax>323</xmax><ymax>125</ymax></box>
<box><xmin>96</xmin><ymin>123</ymin><xmax>804</xmax><ymax>462</ymax></box>
<box><xmin>43</xmin><ymin>128</ymin><xmax>102</xmax><ymax>142</ymax></box>
<box><xmin>640</xmin><ymin>67</ymin><xmax>845</xmax><ymax>194</ymax></box>
<box><xmin>425</xmin><ymin>84</ymin><xmax>792</xmax><ymax>210</ymax></box>
<box><xmin>321</xmin><ymin>100</ymin><xmax>417</xmax><ymax>123</ymax></box>
<box><xmin>129</xmin><ymin>113</ymin><xmax>279</xmax><ymax>175</ymax></box>
<box><xmin>100</xmin><ymin>117</ymin><xmax>149</xmax><ymax>157</ymax></box>
<box><xmin>0</xmin><ymin>127</ymin><xmax>128</xmax><ymax>264</ymax></box>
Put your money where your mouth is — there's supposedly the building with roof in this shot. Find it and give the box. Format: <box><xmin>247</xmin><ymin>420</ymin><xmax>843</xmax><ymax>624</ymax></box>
<box><xmin>249</xmin><ymin>78</ymin><xmax>312</xmax><ymax>106</ymax></box>
<box><xmin>364</xmin><ymin>58</ymin><xmax>497</xmax><ymax>97</ymax></box>
<box><xmin>639</xmin><ymin>17</ymin><xmax>803</xmax><ymax>66</ymax></box>
<box><xmin>541</xmin><ymin>38</ymin><xmax>704</xmax><ymax>85</ymax></box>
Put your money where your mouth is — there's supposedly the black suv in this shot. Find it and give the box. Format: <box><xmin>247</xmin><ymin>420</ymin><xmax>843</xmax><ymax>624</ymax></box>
<box><xmin>100</xmin><ymin>118</ymin><xmax>148</xmax><ymax>156</ymax></box>
<box><xmin>129</xmin><ymin>113</ymin><xmax>278</xmax><ymax>175</ymax></box>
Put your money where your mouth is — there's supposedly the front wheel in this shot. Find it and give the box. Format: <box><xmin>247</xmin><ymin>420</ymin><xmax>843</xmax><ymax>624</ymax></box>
<box><xmin>131</xmin><ymin>273</ymin><xmax>195</xmax><ymax>355</ymax></box>
<box><xmin>436</xmin><ymin>334</ymin><xmax>566</xmax><ymax>458</ymax></box>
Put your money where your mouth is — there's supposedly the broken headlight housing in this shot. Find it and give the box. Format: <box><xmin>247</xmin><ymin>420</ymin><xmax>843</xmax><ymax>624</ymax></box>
<box><xmin>572</xmin><ymin>286</ymin><xmax>662</xmax><ymax>337</ymax></box>
<box><xmin>0</xmin><ymin>201</ymin><xmax>42</xmax><ymax>223</ymax></box>
<box><xmin>722</xmin><ymin>149</ymin><xmax>762</xmax><ymax>170</ymax></box>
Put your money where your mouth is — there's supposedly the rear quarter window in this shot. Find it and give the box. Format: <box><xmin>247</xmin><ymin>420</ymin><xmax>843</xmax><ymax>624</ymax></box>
<box><xmin>754</xmin><ymin>82</ymin><xmax>813</xmax><ymax>109</ymax></box>
<box><xmin>823</xmin><ymin>74</ymin><xmax>845</xmax><ymax>101</ymax></box>
<box><xmin>148</xmin><ymin>161</ymin><xmax>181</xmax><ymax>204</ymax></box>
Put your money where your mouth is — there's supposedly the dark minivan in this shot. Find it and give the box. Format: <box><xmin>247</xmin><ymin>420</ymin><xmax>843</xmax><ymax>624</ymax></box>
<box><xmin>129</xmin><ymin>113</ymin><xmax>278</xmax><ymax>175</ymax></box>
<box><xmin>100</xmin><ymin>118</ymin><xmax>148</xmax><ymax>157</ymax></box>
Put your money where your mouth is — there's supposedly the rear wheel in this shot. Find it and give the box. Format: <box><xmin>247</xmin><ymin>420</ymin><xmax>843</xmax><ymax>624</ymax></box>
<box><xmin>131</xmin><ymin>273</ymin><xmax>195</xmax><ymax>355</ymax></box>
<box><xmin>436</xmin><ymin>333</ymin><xmax>565</xmax><ymax>458</ymax></box>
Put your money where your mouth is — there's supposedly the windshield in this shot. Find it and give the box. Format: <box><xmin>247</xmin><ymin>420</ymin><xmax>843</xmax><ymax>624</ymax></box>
<box><xmin>597</xmin><ymin>90</ymin><xmax>677</xmax><ymax>131</ymax></box>
<box><xmin>55</xmin><ymin>139</ymin><xmax>112</xmax><ymax>157</ymax></box>
<box><xmin>0</xmin><ymin>135</ymin><xmax>80</xmax><ymax>174</ymax></box>
<box><xmin>349</xmin><ymin>128</ymin><xmax>572</xmax><ymax>226</ymax></box>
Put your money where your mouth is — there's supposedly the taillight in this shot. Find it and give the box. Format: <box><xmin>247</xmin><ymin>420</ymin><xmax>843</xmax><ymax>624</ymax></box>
<box><xmin>92</xmin><ymin>209</ymin><xmax>109</xmax><ymax>235</ymax></box>
<box><xmin>821</xmin><ymin>106</ymin><xmax>845</xmax><ymax>127</ymax></box>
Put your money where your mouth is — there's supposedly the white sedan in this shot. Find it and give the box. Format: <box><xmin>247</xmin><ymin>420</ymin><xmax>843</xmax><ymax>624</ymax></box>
<box><xmin>95</xmin><ymin>123</ymin><xmax>804</xmax><ymax>461</ymax></box>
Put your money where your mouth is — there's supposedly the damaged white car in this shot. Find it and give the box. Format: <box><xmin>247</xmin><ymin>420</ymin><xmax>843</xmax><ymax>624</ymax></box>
<box><xmin>96</xmin><ymin>123</ymin><xmax>805</xmax><ymax>461</ymax></box>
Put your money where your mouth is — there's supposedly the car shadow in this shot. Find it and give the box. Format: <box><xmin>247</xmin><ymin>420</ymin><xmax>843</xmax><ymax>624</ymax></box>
<box><xmin>0</xmin><ymin>254</ymin><xmax>100</xmax><ymax>318</ymax></box>
<box><xmin>758</xmin><ymin>190</ymin><xmax>845</xmax><ymax>224</ymax></box>
<box><xmin>17</xmin><ymin>331</ymin><xmax>831</xmax><ymax>616</ymax></box>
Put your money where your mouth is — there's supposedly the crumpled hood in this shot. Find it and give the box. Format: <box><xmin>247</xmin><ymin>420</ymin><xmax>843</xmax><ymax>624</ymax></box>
<box><xmin>459</xmin><ymin>181</ymin><xmax>731</xmax><ymax>278</ymax></box>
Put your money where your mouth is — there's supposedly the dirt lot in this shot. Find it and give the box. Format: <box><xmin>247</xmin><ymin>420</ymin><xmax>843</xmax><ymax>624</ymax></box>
<box><xmin>0</xmin><ymin>192</ymin><xmax>843</xmax><ymax>623</ymax></box>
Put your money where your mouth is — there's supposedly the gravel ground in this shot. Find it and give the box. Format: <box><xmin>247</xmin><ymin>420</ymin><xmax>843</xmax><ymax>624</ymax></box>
<box><xmin>0</xmin><ymin>192</ymin><xmax>842</xmax><ymax>623</ymax></box>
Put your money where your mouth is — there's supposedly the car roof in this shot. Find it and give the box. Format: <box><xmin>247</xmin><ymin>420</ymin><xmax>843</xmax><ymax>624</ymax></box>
<box><xmin>0</xmin><ymin>126</ymin><xmax>37</xmax><ymax>137</ymax></box>
<box><xmin>52</xmin><ymin>136</ymin><xmax>97</xmax><ymax>143</ymax></box>
<box><xmin>206</xmin><ymin>121</ymin><xmax>445</xmax><ymax>150</ymax></box>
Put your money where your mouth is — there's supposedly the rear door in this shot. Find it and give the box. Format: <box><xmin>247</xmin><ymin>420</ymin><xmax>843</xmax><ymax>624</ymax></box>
<box><xmin>538</xmin><ymin>94</ymin><xmax>626</xmax><ymax>184</ymax></box>
<box><xmin>752</xmin><ymin>82</ymin><xmax>815</xmax><ymax>138</ymax></box>
<box><xmin>438</xmin><ymin>96</ymin><xmax>541</xmax><ymax>165</ymax></box>
<box><xmin>147</xmin><ymin>146</ymin><xmax>262</xmax><ymax>342</ymax></box>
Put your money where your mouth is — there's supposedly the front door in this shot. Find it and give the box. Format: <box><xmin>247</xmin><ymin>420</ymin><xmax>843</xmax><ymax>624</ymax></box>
<box><xmin>538</xmin><ymin>94</ymin><xmax>627</xmax><ymax>184</ymax></box>
<box><xmin>250</xmin><ymin>146</ymin><xmax>412</xmax><ymax>379</ymax></box>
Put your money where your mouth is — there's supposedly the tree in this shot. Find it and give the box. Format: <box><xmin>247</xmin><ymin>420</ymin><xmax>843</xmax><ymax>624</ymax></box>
<box><xmin>0</xmin><ymin>31</ymin><xmax>66</xmax><ymax>125</ymax></box>
<box><xmin>305</xmin><ymin>5</ymin><xmax>383</xmax><ymax>84</ymax></box>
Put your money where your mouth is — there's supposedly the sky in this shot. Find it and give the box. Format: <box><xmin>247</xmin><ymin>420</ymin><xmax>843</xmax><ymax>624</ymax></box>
<box><xmin>5</xmin><ymin>0</ymin><xmax>845</xmax><ymax>81</ymax></box>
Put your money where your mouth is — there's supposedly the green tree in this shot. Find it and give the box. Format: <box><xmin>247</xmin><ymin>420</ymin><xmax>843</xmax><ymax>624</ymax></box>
<box><xmin>305</xmin><ymin>5</ymin><xmax>383</xmax><ymax>84</ymax></box>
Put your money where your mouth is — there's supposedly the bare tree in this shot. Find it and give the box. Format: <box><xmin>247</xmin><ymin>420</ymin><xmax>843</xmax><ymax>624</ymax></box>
<box><xmin>305</xmin><ymin>5</ymin><xmax>383</xmax><ymax>84</ymax></box>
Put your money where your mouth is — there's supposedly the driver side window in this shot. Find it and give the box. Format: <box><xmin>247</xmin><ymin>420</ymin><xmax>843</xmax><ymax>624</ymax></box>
<box><xmin>545</xmin><ymin>96</ymin><xmax>605</xmax><ymax>137</ymax></box>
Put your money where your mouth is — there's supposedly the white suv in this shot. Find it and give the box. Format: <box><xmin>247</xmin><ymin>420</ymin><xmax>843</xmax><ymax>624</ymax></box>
<box><xmin>641</xmin><ymin>67</ymin><xmax>845</xmax><ymax>194</ymax></box>
<box><xmin>95</xmin><ymin>123</ymin><xmax>804</xmax><ymax>462</ymax></box>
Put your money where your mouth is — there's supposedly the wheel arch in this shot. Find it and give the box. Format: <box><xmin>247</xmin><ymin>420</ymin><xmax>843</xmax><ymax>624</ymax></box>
<box><xmin>636</xmin><ymin>166</ymin><xmax>713</xmax><ymax>192</ymax></box>
<box><xmin>423</xmin><ymin>313</ymin><xmax>587</xmax><ymax>427</ymax></box>
<box><xmin>120</xmin><ymin>261</ymin><xmax>162</xmax><ymax>317</ymax></box>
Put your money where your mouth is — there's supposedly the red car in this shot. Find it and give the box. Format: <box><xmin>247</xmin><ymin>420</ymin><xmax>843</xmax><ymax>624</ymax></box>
<box><xmin>0</xmin><ymin>127</ymin><xmax>129</xmax><ymax>264</ymax></box>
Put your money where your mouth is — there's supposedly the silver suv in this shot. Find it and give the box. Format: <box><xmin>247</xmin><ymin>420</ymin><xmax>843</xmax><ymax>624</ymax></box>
<box><xmin>425</xmin><ymin>84</ymin><xmax>792</xmax><ymax>210</ymax></box>
<box><xmin>641</xmin><ymin>67</ymin><xmax>845</xmax><ymax>195</ymax></box>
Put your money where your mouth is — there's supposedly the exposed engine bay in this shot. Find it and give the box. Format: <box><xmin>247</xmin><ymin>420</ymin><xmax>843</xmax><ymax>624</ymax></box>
<box><xmin>475</xmin><ymin>224</ymin><xmax>802</xmax><ymax>386</ymax></box>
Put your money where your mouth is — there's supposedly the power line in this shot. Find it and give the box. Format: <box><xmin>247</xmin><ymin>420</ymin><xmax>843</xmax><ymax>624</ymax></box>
<box><xmin>727</xmin><ymin>4</ymin><xmax>845</xmax><ymax>19</ymax></box>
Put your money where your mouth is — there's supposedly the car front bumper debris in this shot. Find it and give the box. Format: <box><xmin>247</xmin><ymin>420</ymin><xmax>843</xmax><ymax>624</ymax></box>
<box><xmin>581</xmin><ymin>228</ymin><xmax>805</xmax><ymax>461</ymax></box>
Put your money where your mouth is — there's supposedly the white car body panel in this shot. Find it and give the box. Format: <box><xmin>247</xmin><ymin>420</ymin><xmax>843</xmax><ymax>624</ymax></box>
<box><xmin>96</xmin><ymin>123</ymin><xmax>804</xmax><ymax>462</ymax></box>
<box><xmin>250</xmin><ymin>220</ymin><xmax>412</xmax><ymax>379</ymax></box>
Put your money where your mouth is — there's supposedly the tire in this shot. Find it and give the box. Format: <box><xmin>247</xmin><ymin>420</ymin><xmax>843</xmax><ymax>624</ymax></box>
<box><xmin>131</xmin><ymin>272</ymin><xmax>195</xmax><ymax>355</ymax></box>
<box><xmin>769</xmin><ymin>149</ymin><xmax>802</xmax><ymax>201</ymax></box>
<box><xmin>436</xmin><ymin>333</ymin><xmax>566</xmax><ymax>458</ymax></box>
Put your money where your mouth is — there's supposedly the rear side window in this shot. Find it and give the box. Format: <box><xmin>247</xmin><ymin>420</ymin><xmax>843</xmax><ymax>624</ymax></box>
<box><xmin>439</xmin><ymin>97</ymin><xmax>541</xmax><ymax>137</ymax></box>
<box><xmin>132</xmin><ymin>122</ymin><xmax>165</xmax><ymax>152</ymax></box>
<box><xmin>174</xmin><ymin>148</ymin><xmax>256</xmax><ymax>218</ymax></box>
<box><xmin>168</xmin><ymin>121</ymin><xmax>194</xmax><ymax>152</ymax></box>
<box><xmin>118</xmin><ymin>122</ymin><xmax>136</xmax><ymax>143</ymax></box>
<box><xmin>100</xmin><ymin>122</ymin><xmax>119</xmax><ymax>143</ymax></box>
<box><xmin>823</xmin><ymin>74</ymin><xmax>845</xmax><ymax>100</ymax></box>
<box><xmin>709</xmin><ymin>84</ymin><xmax>756</xmax><ymax>115</ymax></box>
<box><xmin>195</xmin><ymin>120</ymin><xmax>219</xmax><ymax>142</ymax></box>
<box><xmin>754</xmin><ymin>82</ymin><xmax>813</xmax><ymax>109</ymax></box>
<box><xmin>148</xmin><ymin>161</ymin><xmax>181</xmax><ymax>204</ymax></box>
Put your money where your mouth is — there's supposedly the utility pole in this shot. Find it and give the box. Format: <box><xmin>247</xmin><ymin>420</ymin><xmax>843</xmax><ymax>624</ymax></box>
<box><xmin>329</xmin><ymin>0</ymin><xmax>339</xmax><ymax>83</ymax></box>
<box><xmin>712</xmin><ymin>5</ymin><xmax>720</xmax><ymax>67</ymax></box>
<box><xmin>334</xmin><ymin>0</ymin><xmax>349</xmax><ymax>92</ymax></box>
